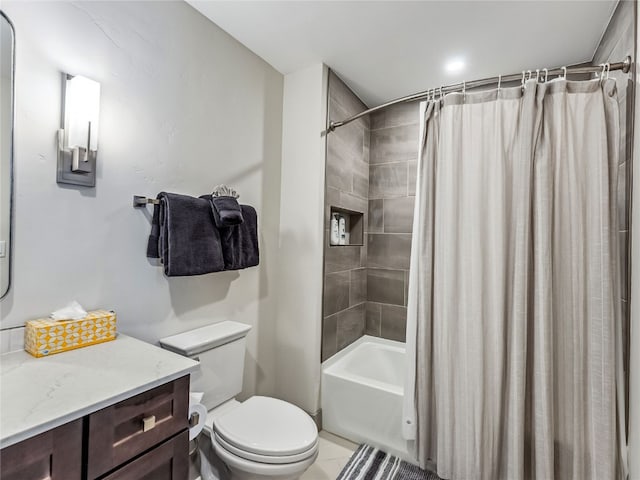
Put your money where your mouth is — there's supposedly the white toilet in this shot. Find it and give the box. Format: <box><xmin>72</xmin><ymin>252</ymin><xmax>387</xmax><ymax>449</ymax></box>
<box><xmin>160</xmin><ymin>321</ymin><xmax>318</xmax><ymax>480</ymax></box>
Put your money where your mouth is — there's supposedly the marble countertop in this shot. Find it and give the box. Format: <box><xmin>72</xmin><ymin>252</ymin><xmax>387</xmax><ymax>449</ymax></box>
<box><xmin>0</xmin><ymin>334</ymin><xmax>198</xmax><ymax>449</ymax></box>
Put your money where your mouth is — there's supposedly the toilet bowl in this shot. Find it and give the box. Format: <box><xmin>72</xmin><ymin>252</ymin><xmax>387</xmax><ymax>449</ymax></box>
<box><xmin>160</xmin><ymin>321</ymin><xmax>319</xmax><ymax>480</ymax></box>
<box><xmin>206</xmin><ymin>396</ymin><xmax>318</xmax><ymax>480</ymax></box>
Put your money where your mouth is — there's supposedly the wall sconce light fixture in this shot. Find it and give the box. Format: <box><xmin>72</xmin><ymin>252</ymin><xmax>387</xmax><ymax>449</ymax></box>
<box><xmin>57</xmin><ymin>73</ymin><xmax>101</xmax><ymax>187</ymax></box>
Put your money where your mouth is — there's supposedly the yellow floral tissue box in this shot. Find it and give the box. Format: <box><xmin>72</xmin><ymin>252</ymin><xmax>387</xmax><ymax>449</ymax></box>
<box><xmin>24</xmin><ymin>310</ymin><xmax>117</xmax><ymax>357</ymax></box>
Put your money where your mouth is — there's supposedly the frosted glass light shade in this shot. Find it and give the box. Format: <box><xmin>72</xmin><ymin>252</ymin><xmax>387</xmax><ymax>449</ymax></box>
<box><xmin>64</xmin><ymin>75</ymin><xmax>100</xmax><ymax>151</ymax></box>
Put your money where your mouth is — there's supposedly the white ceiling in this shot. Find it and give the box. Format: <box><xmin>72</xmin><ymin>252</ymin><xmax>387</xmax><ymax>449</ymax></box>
<box><xmin>187</xmin><ymin>1</ymin><xmax>618</xmax><ymax>107</ymax></box>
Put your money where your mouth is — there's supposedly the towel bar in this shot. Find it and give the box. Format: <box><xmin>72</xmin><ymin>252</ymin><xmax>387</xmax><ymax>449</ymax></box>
<box><xmin>133</xmin><ymin>195</ymin><xmax>160</xmax><ymax>207</ymax></box>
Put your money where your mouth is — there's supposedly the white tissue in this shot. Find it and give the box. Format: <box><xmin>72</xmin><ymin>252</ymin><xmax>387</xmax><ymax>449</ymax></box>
<box><xmin>190</xmin><ymin>392</ymin><xmax>204</xmax><ymax>405</ymax></box>
<box><xmin>50</xmin><ymin>300</ymin><xmax>88</xmax><ymax>321</ymax></box>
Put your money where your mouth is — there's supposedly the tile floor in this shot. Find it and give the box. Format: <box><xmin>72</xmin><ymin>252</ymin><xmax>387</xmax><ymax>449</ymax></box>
<box><xmin>301</xmin><ymin>431</ymin><xmax>358</xmax><ymax>480</ymax></box>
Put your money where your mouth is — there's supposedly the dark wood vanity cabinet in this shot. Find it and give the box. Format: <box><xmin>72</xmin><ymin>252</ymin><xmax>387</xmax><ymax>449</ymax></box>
<box><xmin>0</xmin><ymin>376</ymin><xmax>190</xmax><ymax>480</ymax></box>
<box><xmin>87</xmin><ymin>376</ymin><xmax>189</xmax><ymax>479</ymax></box>
<box><xmin>100</xmin><ymin>431</ymin><xmax>188</xmax><ymax>480</ymax></box>
<box><xmin>0</xmin><ymin>418</ymin><xmax>83</xmax><ymax>480</ymax></box>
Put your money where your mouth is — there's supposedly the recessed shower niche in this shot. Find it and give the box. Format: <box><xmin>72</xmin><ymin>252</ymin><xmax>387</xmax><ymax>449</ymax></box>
<box><xmin>329</xmin><ymin>207</ymin><xmax>363</xmax><ymax>246</ymax></box>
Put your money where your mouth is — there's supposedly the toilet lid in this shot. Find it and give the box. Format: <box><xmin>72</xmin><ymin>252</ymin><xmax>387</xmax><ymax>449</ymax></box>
<box><xmin>213</xmin><ymin>396</ymin><xmax>318</xmax><ymax>457</ymax></box>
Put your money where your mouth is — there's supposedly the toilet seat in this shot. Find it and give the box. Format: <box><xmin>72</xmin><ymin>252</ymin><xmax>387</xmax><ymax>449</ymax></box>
<box><xmin>214</xmin><ymin>432</ymin><xmax>318</xmax><ymax>464</ymax></box>
<box><xmin>212</xmin><ymin>433</ymin><xmax>319</xmax><ymax>478</ymax></box>
<box><xmin>213</xmin><ymin>396</ymin><xmax>318</xmax><ymax>459</ymax></box>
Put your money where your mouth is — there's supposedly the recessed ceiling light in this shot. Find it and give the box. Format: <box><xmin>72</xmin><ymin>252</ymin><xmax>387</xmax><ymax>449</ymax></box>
<box><xmin>445</xmin><ymin>58</ymin><xmax>465</xmax><ymax>74</ymax></box>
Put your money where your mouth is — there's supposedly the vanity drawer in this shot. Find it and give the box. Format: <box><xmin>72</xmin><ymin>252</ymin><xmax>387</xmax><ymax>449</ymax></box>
<box><xmin>0</xmin><ymin>419</ymin><xmax>82</xmax><ymax>480</ymax></box>
<box><xmin>100</xmin><ymin>430</ymin><xmax>188</xmax><ymax>480</ymax></box>
<box><xmin>86</xmin><ymin>375</ymin><xmax>189</xmax><ymax>479</ymax></box>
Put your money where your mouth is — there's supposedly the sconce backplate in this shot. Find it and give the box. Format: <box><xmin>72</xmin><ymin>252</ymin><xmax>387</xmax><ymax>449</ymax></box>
<box><xmin>56</xmin><ymin>130</ymin><xmax>96</xmax><ymax>187</ymax></box>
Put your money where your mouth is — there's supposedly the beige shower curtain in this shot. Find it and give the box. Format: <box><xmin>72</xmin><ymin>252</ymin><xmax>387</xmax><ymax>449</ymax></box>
<box><xmin>404</xmin><ymin>78</ymin><xmax>627</xmax><ymax>480</ymax></box>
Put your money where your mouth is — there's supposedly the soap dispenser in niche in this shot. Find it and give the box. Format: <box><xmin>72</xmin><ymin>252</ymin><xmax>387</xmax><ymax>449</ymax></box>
<box><xmin>338</xmin><ymin>215</ymin><xmax>346</xmax><ymax>245</ymax></box>
<box><xmin>331</xmin><ymin>213</ymin><xmax>340</xmax><ymax>245</ymax></box>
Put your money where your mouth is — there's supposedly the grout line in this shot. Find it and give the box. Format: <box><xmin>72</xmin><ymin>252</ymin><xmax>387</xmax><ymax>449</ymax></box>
<box><xmin>366</xmin><ymin>267</ymin><xmax>408</xmax><ymax>272</ymax></box>
<box><xmin>336</xmin><ymin>302</ymin><xmax>367</xmax><ymax>314</ymax></box>
<box><xmin>371</xmin><ymin>268</ymin><xmax>411</xmax><ymax>272</ymax></box>
<box><xmin>369</xmin><ymin>158</ymin><xmax>418</xmax><ymax>167</ymax></box>
<box><xmin>367</xmin><ymin>301</ymin><xmax>407</xmax><ymax>308</ymax></box>
<box><xmin>370</xmin><ymin>121</ymin><xmax>420</xmax><ymax>133</ymax></box>
<box><xmin>368</xmin><ymin>194</ymin><xmax>414</xmax><ymax>200</ymax></box>
<box><xmin>406</xmin><ymin>162</ymin><xmax>410</xmax><ymax>197</ymax></box>
<box><xmin>0</xmin><ymin>325</ymin><xmax>25</xmax><ymax>332</ymax></box>
<box><xmin>326</xmin><ymin>268</ymin><xmax>362</xmax><ymax>275</ymax></box>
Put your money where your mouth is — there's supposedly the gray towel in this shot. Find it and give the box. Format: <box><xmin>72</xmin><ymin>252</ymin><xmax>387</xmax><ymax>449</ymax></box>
<box><xmin>199</xmin><ymin>196</ymin><xmax>259</xmax><ymax>270</ymax></box>
<box><xmin>219</xmin><ymin>205</ymin><xmax>259</xmax><ymax>270</ymax></box>
<box><xmin>210</xmin><ymin>196</ymin><xmax>244</xmax><ymax>228</ymax></box>
<box><xmin>147</xmin><ymin>192</ymin><xmax>225</xmax><ymax>276</ymax></box>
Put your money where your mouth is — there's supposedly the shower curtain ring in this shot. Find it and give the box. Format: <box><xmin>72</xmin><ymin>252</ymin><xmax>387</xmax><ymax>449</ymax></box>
<box><xmin>497</xmin><ymin>75</ymin><xmax>501</xmax><ymax>93</ymax></box>
<box><xmin>606</xmin><ymin>63</ymin><xmax>611</xmax><ymax>79</ymax></box>
<box><xmin>600</xmin><ymin>64</ymin><xmax>606</xmax><ymax>84</ymax></box>
<box><xmin>521</xmin><ymin>71</ymin><xmax>526</xmax><ymax>90</ymax></box>
<box><xmin>462</xmin><ymin>81</ymin><xmax>466</xmax><ymax>100</ymax></box>
<box><xmin>535</xmin><ymin>69</ymin><xmax>540</xmax><ymax>82</ymax></box>
<box><xmin>543</xmin><ymin>68</ymin><xmax>548</xmax><ymax>82</ymax></box>
<box><xmin>561</xmin><ymin>66</ymin><xmax>567</xmax><ymax>80</ymax></box>
<box><xmin>527</xmin><ymin>70</ymin><xmax>532</xmax><ymax>81</ymax></box>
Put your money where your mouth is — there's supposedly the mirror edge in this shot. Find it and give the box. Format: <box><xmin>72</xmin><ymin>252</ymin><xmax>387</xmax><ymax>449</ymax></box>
<box><xmin>0</xmin><ymin>10</ymin><xmax>15</xmax><ymax>300</ymax></box>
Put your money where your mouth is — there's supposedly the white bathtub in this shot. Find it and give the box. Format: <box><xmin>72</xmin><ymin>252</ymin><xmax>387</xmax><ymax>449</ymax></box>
<box><xmin>321</xmin><ymin>335</ymin><xmax>415</xmax><ymax>462</ymax></box>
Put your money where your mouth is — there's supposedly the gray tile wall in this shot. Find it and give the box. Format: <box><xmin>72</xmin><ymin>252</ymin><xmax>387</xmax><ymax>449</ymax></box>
<box><xmin>322</xmin><ymin>72</ymin><xmax>370</xmax><ymax>361</ymax></box>
<box><xmin>366</xmin><ymin>103</ymin><xmax>420</xmax><ymax>343</ymax></box>
<box><xmin>593</xmin><ymin>0</ymin><xmax>635</xmax><ymax>408</ymax></box>
<box><xmin>322</xmin><ymin>76</ymin><xmax>420</xmax><ymax>358</ymax></box>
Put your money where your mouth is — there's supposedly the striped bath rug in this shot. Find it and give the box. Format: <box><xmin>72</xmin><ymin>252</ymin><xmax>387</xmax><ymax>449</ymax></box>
<box><xmin>337</xmin><ymin>444</ymin><xmax>441</xmax><ymax>480</ymax></box>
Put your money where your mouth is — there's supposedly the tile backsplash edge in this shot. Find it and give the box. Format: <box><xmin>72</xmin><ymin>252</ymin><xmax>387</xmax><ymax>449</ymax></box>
<box><xmin>0</xmin><ymin>326</ymin><xmax>25</xmax><ymax>354</ymax></box>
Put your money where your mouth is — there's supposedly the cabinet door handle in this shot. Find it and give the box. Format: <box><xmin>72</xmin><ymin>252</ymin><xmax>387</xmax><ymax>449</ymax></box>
<box><xmin>142</xmin><ymin>415</ymin><xmax>156</xmax><ymax>432</ymax></box>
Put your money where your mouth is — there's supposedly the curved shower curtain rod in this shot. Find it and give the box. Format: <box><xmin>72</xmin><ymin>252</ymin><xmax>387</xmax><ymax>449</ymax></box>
<box><xmin>328</xmin><ymin>56</ymin><xmax>632</xmax><ymax>131</ymax></box>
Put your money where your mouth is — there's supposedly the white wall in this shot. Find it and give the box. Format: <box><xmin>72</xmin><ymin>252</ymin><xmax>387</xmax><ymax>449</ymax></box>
<box><xmin>275</xmin><ymin>64</ymin><xmax>327</xmax><ymax>415</ymax></box>
<box><xmin>0</xmin><ymin>1</ymin><xmax>284</xmax><ymax>400</ymax></box>
<box><xmin>630</xmin><ymin>6</ymin><xmax>640</xmax><ymax>478</ymax></box>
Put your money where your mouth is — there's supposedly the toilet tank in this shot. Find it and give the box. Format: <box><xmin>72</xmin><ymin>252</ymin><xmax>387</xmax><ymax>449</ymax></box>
<box><xmin>159</xmin><ymin>321</ymin><xmax>252</xmax><ymax>410</ymax></box>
